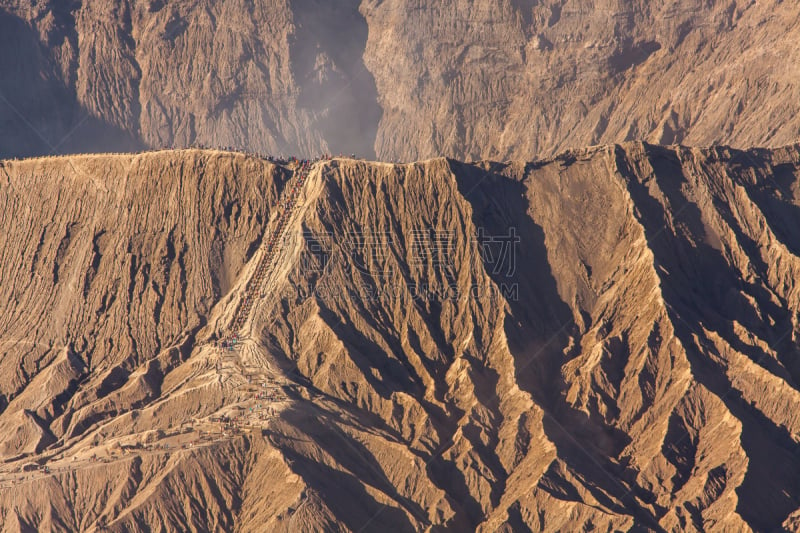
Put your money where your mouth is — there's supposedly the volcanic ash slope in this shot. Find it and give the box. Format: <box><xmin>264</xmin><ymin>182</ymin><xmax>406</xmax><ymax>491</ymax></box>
<box><xmin>1</xmin><ymin>144</ymin><xmax>800</xmax><ymax>531</ymax></box>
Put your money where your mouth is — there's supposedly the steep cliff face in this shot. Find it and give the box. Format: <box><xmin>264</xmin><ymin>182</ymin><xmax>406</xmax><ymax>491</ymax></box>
<box><xmin>363</xmin><ymin>0</ymin><xmax>800</xmax><ymax>160</ymax></box>
<box><xmin>2</xmin><ymin>0</ymin><xmax>799</xmax><ymax>160</ymax></box>
<box><xmin>1</xmin><ymin>144</ymin><xmax>800</xmax><ymax>531</ymax></box>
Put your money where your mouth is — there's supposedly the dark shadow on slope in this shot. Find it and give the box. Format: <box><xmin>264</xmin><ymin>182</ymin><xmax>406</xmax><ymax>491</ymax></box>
<box><xmin>741</xmin><ymin>159</ymin><xmax>800</xmax><ymax>258</ymax></box>
<box><xmin>314</xmin><ymin>301</ymin><xmax>426</xmax><ymax>400</ymax></box>
<box><xmin>723</xmin><ymin>149</ymin><xmax>800</xmax><ymax>384</ymax></box>
<box><xmin>501</xmin><ymin>501</ymin><xmax>535</xmax><ymax>532</ymax></box>
<box><xmin>459</xmin><ymin>353</ymin><xmax>511</xmax><ymax>508</ymax></box>
<box><xmin>450</xmin><ymin>160</ymin><xmax>662</xmax><ymax>530</ymax></box>
<box><xmin>288</xmin><ymin>0</ymin><xmax>382</xmax><ymax>159</ymax></box>
<box><xmin>287</xmin><ymin>172</ymin><xmax>456</xmax><ymax>435</ymax></box>
<box><xmin>451</xmin><ymin>161</ymin><xmax>574</xmax><ymax>398</ymax></box>
<box><xmin>608</xmin><ymin>39</ymin><xmax>661</xmax><ymax>74</ymax></box>
<box><xmin>635</xmin><ymin>146</ymin><xmax>796</xmax><ymax>383</ymax></box>
<box><xmin>508</xmin><ymin>0</ymin><xmax>538</xmax><ymax>30</ymax></box>
<box><xmin>310</xmin><ymin>170</ymin><xmax>461</xmax><ymax>404</ymax></box>
<box><xmin>309</xmin><ymin>296</ymin><xmax>456</xmax><ymax>453</ymax></box>
<box><xmin>96</xmin><ymin>366</ymin><xmax>130</xmax><ymax>399</ymax></box>
<box><xmin>263</xmin><ymin>354</ymin><xmax>461</xmax><ymax>510</ymax></box>
<box><xmin>267</xmin><ymin>402</ymin><xmax>426</xmax><ymax>532</ymax></box>
<box><xmin>10</xmin><ymin>516</ymin><xmax>37</xmax><ymax>533</ymax></box>
<box><xmin>616</xmin><ymin>144</ymin><xmax>800</xmax><ymax>530</ymax></box>
<box><xmin>0</xmin><ymin>8</ymin><xmax>142</xmax><ymax>158</ymax></box>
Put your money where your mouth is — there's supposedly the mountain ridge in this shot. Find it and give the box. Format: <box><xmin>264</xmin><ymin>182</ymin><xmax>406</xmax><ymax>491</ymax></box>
<box><xmin>1</xmin><ymin>142</ymin><xmax>800</xmax><ymax>530</ymax></box>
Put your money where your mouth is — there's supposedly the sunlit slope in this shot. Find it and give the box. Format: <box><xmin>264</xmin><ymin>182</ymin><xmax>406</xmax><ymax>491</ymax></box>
<box><xmin>1</xmin><ymin>144</ymin><xmax>800</xmax><ymax>531</ymax></box>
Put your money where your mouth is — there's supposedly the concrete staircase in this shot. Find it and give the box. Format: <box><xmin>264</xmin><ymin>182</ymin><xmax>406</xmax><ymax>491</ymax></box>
<box><xmin>221</xmin><ymin>159</ymin><xmax>314</xmax><ymax>351</ymax></box>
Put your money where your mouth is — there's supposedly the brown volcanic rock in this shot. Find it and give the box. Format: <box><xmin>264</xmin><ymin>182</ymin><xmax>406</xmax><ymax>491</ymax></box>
<box><xmin>0</xmin><ymin>150</ymin><xmax>289</xmax><ymax>450</ymax></box>
<box><xmin>1</xmin><ymin>1</ymin><xmax>799</xmax><ymax>160</ymax></box>
<box><xmin>364</xmin><ymin>0</ymin><xmax>800</xmax><ymax>160</ymax></box>
<box><xmin>1</xmin><ymin>144</ymin><xmax>800</xmax><ymax>530</ymax></box>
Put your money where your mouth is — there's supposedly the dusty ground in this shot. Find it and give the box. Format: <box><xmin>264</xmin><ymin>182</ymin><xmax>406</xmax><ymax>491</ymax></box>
<box><xmin>1</xmin><ymin>145</ymin><xmax>800</xmax><ymax>530</ymax></box>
